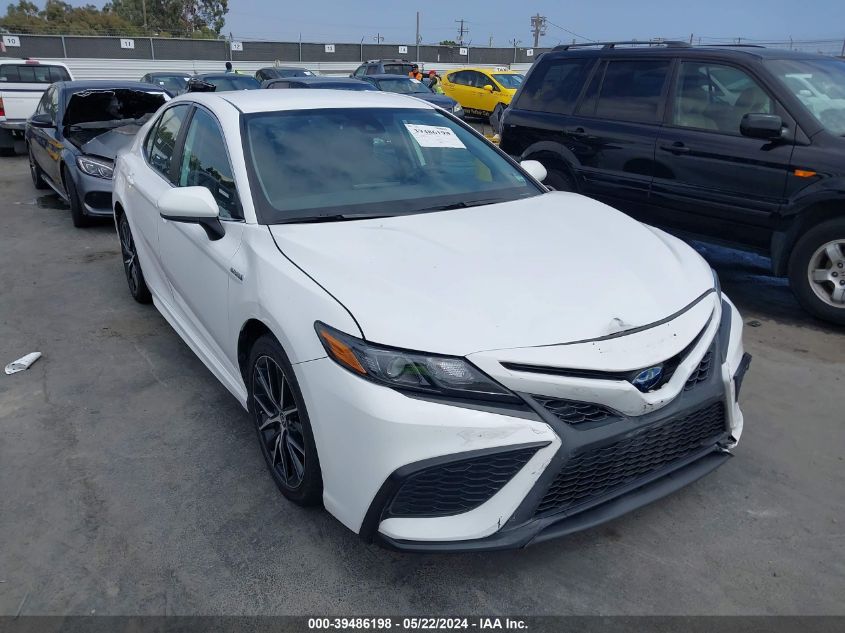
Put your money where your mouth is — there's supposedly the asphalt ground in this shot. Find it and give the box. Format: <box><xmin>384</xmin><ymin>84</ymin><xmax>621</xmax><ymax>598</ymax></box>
<box><xmin>1</xmin><ymin>154</ymin><xmax>843</xmax><ymax>615</ymax></box>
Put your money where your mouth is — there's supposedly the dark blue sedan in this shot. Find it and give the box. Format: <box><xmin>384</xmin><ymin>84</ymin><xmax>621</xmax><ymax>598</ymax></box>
<box><xmin>361</xmin><ymin>74</ymin><xmax>465</xmax><ymax>119</ymax></box>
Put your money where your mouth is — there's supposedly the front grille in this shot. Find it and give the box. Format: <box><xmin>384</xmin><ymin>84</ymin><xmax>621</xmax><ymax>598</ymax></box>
<box><xmin>534</xmin><ymin>396</ymin><xmax>618</xmax><ymax>426</ymax></box>
<box><xmin>388</xmin><ymin>446</ymin><xmax>540</xmax><ymax>517</ymax></box>
<box><xmin>685</xmin><ymin>349</ymin><xmax>714</xmax><ymax>391</ymax></box>
<box><xmin>535</xmin><ymin>401</ymin><xmax>727</xmax><ymax>517</ymax></box>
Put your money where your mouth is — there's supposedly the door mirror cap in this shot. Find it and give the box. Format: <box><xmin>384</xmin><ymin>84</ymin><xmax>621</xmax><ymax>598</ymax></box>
<box><xmin>483</xmin><ymin>84</ymin><xmax>494</xmax><ymax>92</ymax></box>
<box><xmin>157</xmin><ymin>187</ymin><xmax>225</xmax><ymax>241</ymax></box>
<box><xmin>740</xmin><ymin>113</ymin><xmax>783</xmax><ymax>140</ymax></box>
<box><xmin>520</xmin><ymin>159</ymin><xmax>547</xmax><ymax>183</ymax></box>
<box><xmin>28</xmin><ymin>113</ymin><xmax>54</xmax><ymax>128</ymax></box>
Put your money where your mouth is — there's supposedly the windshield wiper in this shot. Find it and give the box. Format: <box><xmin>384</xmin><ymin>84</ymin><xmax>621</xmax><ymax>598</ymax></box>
<box><xmin>278</xmin><ymin>213</ymin><xmax>394</xmax><ymax>224</ymax></box>
<box><xmin>414</xmin><ymin>198</ymin><xmax>508</xmax><ymax>213</ymax></box>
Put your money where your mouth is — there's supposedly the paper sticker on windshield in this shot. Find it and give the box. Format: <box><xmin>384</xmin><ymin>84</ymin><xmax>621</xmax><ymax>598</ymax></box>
<box><xmin>404</xmin><ymin>124</ymin><xmax>465</xmax><ymax>149</ymax></box>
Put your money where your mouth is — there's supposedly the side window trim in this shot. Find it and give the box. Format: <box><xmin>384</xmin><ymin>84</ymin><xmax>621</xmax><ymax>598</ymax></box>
<box><xmin>177</xmin><ymin>104</ymin><xmax>244</xmax><ymax>221</ymax></box>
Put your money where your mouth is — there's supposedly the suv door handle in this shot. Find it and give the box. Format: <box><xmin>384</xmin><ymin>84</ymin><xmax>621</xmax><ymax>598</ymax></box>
<box><xmin>659</xmin><ymin>142</ymin><xmax>690</xmax><ymax>155</ymax></box>
<box><xmin>566</xmin><ymin>127</ymin><xmax>588</xmax><ymax>137</ymax></box>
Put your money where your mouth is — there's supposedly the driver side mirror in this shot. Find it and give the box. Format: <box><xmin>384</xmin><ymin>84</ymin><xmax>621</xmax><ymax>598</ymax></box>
<box><xmin>740</xmin><ymin>113</ymin><xmax>783</xmax><ymax>140</ymax></box>
<box><xmin>28</xmin><ymin>113</ymin><xmax>54</xmax><ymax>129</ymax></box>
<box><xmin>483</xmin><ymin>84</ymin><xmax>494</xmax><ymax>92</ymax></box>
<box><xmin>520</xmin><ymin>159</ymin><xmax>547</xmax><ymax>183</ymax></box>
<box><xmin>157</xmin><ymin>186</ymin><xmax>225</xmax><ymax>241</ymax></box>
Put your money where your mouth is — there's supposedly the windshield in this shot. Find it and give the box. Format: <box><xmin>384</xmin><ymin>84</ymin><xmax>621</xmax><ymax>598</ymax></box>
<box><xmin>203</xmin><ymin>75</ymin><xmax>260</xmax><ymax>91</ymax></box>
<box><xmin>375</xmin><ymin>78</ymin><xmax>431</xmax><ymax>94</ymax></box>
<box><xmin>148</xmin><ymin>74</ymin><xmax>189</xmax><ymax>94</ymax></box>
<box><xmin>766</xmin><ymin>58</ymin><xmax>845</xmax><ymax>135</ymax></box>
<box><xmin>244</xmin><ymin>107</ymin><xmax>542</xmax><ymax>223</ymax></box>
<box><xmin>493</xmin><ymin>74</ymin><xmax>524</xmax><ymax>89</ymax></box>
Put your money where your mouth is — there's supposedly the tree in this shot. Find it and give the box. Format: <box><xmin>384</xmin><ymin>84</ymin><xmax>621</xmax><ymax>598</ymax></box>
<box><xmin>0</xmin><ymin>0</ymin><xmax>228</xmax><ymax>36</ymax></box>
<box><xmin>439</xmin><ymin>39</ymin><xmax>457</xmax><ymax>46</ymax></box>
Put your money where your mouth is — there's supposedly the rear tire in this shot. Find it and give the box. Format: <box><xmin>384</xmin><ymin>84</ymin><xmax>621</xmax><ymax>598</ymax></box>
<box><xmin>29</xmin><ymin>147</ymin><xmax>48</xmax><ymax>190</ymax></box>
<box><xmin>247</xmin><ymin>335</ymin><xmax>323</xmax><ymax>506</ymax></box>
<box><xmin>544</xmin><ymin>167</ymin><xmax>575</xmax><ymax>192</ymax></box>
<box><xmin>64</xmin><ymin>166</ymin><xmax>91</xmax><ymax>228</ymax></box>
<box><xmin>117</xmin><ymin>212</ymin><xmax>152</xmax><ymax>304</ymax></box>
<box><xmin>787</xmin><ymin>218</ymin><xmax>845</xmax><ymax>326</ymax></box>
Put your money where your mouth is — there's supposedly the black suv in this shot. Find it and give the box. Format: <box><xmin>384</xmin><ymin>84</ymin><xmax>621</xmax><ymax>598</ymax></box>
<box><xmin>500</xmin><ymin>42</ymin><xmax>845</xmax><ymax>325</ymax></box>
<box><xmin>351</xmin><ymin>59</ymin><xmax>417</xmax><ymax>78</ymax></box>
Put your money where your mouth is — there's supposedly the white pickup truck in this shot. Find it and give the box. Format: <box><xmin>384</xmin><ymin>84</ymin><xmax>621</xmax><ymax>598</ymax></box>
<box><xmin>0</xmin><ymin>58</ymin><xmax>73</xmax><ymax>155</ymax></box>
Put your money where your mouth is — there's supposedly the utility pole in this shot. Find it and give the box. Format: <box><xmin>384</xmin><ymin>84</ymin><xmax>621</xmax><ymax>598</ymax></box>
<box><xmin>141</xmin><ymin>0</ymin><xmax>147</xmax><ymax>31</ymax></box>
<box><xmin>510</xmin><ymin>37</ymin><xmax>521</xmax><ymax>63</ymax></box>
<box><xmin>373</xmin><ymin>33</ymin><xmax>384</xmax><ymax>43</ymax></box>
<box><xmin>415</xmin><ymin>11</ymin><xmax>420</xmax><ymax>62</ymax></box>
<box><xmin>489</xmin><ymin>34</ymin><xmax>493</xmax><ymax>47</ymax></box>
<box><xmin>529</xmin><ymin>13</ymin><xmax>546</xmax><ymax>48</ymax></box>
<box><xmin>455</xmin><ymin>18</ymin><xmax>469</xmax><ymax>45</ymax></box>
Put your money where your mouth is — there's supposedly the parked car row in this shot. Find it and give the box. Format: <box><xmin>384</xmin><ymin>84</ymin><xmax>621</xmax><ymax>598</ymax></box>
<box><xmin>499</xmin><ymin>41</ymin><xmax>845</xmax><ymax>325</ymax></box>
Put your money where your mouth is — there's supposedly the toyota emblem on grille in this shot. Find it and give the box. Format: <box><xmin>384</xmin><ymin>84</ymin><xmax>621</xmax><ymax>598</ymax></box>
<box><xmin>631</xmin><ymin>366</ymin><xmax>664</xmax><ymax>392</ymax></box>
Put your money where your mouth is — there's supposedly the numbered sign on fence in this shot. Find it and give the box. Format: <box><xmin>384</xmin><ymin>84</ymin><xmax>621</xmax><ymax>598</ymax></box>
<box><xmin>2</xmin><ymin>35</ymin><xmax>21</xmax><ymax>48</ymax></box>
<box><xmin>230</xmin><ymin>41</ymin><xmax>243</xmax><ymax>52</ymax></box>
<box><xmin>459</xmin><ymin>47</ymin><xmax>468</xmax><ymax>56</ymax></box>
<box><xmin>325</xmin><ymin>44</ymin><xmax>336</xmax><ymax>53</ymax></box>
<box><xmin>398</xmin><ymin>45</ymin><xmax>408</xmax><ymax>54</ymax></box>
<box><xmin>526</xmin><ymin>48</ymin><xmax>534</xmax><ymax>57</ymax></box>
<box><xmin>120</xmin><ymin>39</ymin><xmax>135</xmax><ymax>50</ymax></box>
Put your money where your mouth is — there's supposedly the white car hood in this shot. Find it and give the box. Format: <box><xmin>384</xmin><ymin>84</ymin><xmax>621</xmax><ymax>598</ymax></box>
<box><xmin>269</xmin><ymin>192</ymin><xmax>714</xmax><ymax>356</ymax></box>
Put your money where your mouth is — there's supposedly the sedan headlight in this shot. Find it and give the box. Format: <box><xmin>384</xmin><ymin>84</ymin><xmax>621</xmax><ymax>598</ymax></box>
<box><xmin>76</xmin><ymin>155</ymin><xmax>114</xmax><ymax>180</ymax></box>
<box><xmin>452</xmin><ymin>103</ymin><xmax>464</xmax><ymax>115</ymax></box>
<box><xmin>315</xmin><ymin>322</ymin><xmax>517</xmax><ymax>402</ymax></box>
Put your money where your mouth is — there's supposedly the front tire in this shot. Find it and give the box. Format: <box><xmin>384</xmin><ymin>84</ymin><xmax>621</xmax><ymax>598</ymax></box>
<box><xmin>788</xmin><ymin>218</ymin><xmax>845</xmax><ymax>325</ymax></box>
<box><xmin>247</xmin><ymin>335</ymin><xmax>323</xmax><ymax>506</ymax></box>
<box><xmin>29</xmin><ymin>148</ymin><xmax>48</xmax><ymax>190</ymax></box>
<box><xmin>117</xmin><ymin>213</ymin><xmax>152</xmax><ymax>304</ymax></box>
<box><xmin>63</xmin><ymin>166</ymin><xmax>91</xmax><ymax>228</ymax></box>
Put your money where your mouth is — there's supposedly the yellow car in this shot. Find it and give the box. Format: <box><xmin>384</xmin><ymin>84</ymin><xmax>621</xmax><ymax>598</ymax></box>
<box><xmin>440</xmin><ymin>67</ymin><xmax>524</xmax><ymax>117</ymax></box>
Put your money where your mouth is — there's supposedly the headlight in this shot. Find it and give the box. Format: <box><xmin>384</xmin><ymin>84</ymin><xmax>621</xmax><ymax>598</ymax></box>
<box><xmin>315</xmin><ymin>322</ymin><xmax>517</xmax><ymax>402</ymax></box>
<box><xmin>452</xmin><ymin>103</ymin><xmax>463</xmax><ymax>114</ymax></box>
<box><xmin>76</xmin><ymin>155</ymin><xmax>114</xmax><ymax>180</ymax></box>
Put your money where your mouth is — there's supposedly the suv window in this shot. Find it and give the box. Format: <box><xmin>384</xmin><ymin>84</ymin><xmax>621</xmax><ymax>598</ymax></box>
<box><xmin>672</xmin><ymin>61</ymin><xmax>774</xmax><ymax>134</ymax></box>
<box><xmin>353</xmin><ymin>66</ymin><xmax>367</xmax><ymax>78</ymax></box>
<box><xmin>0</xmin><ymin>64</ymin><xmax>70</xmax><ymax>83</ymax></box>
<box><xmin>365</xmin><ymin>65</ymin><xmax>379</xmax><ymax>76</ymax></box>
<box><xmin>178</xmin><ymin>108</ymin><xmax>240</xmax><ymax>219</ymax></box>
<box><xmin>383</xmin><ymin>63</ymin><xmax>413</xmax><ymax>75</ymax></box>
<box><xmin>518</xmin><ymin>59</ymin><xmax>593</xmax><ymax>114</ymax></box>
<box><xmin>578</xmin><ymin>59</ymin><xmax>670</xmax><ymax>124</ymax></box>
<box><xmin>148</xmin><ymin>105</ymin><xmax>190</xmax><ymax>182</ymax></box>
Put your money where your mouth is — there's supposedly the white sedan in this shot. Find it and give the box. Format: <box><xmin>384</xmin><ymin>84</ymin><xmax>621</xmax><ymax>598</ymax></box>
<box><xmin>113</xmin><ymin>89</ymin><xmax>751</xmax><ymax>551</ymax></box>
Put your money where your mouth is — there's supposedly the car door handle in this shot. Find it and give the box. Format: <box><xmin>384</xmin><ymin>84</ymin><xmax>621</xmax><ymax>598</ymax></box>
<box><xmin>566</xmin><ymin>127</ymin><xmax>588</xmax><ymax>137</ymax></box>
<box><xmin>659</xmin><ymin>142</ymin><xmax>690</xmax><ymax>155</ymax></box>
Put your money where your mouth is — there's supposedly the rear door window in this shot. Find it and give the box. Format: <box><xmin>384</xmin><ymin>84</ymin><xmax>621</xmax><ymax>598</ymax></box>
<box><xmin>148</xmin><ymin>105</ymin><xmax>190</xmax><ymax>182</ymax></box>
<box><xmin>383</xmin><ymin>63</ymin><xmax>413</xmax><ymax>75</ymax></box>
<box><xmin>518</xmin><ymin>59</ymin><xmax>593</xmax><ymax>113</ymax></box>
<box><xmin>578</xmin><ymin>59</ymin><xmax>671</xmax><ymax>124</ymax></box>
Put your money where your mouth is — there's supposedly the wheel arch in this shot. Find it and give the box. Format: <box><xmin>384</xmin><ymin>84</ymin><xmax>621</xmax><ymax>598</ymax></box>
<box><xmin>520</xmin><ymin>141</ymin><xmax>580</xmax><ymax>187</ymax></box>
<box><xmin>772</xmin><ymin>198</ymin><xmax>845</xmax><ymax>276</ymax></box>
<box><xmin>237</xmin><ymin>318</ymin><xmax>279</xmax><ymax>384</ymax></box>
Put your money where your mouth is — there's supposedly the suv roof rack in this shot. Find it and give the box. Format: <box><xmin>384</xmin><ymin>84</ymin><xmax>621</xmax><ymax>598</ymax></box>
<box><xmin>366</xmin><ymin>59</ymin><xmax>410</xmax><ymax>63</ymax></box>
<box><xmin>553</xmin><ymin>40</ymin><xmax>691</xmax><ymax>52</ymax></box>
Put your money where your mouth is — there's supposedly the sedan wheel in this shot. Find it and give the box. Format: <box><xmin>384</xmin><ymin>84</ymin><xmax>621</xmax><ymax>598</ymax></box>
<box><xmin>248</xmin><ymin>336</ymin><xmax>322</xmax><ymax>505</ymax></box>
<box><xmin>118</xmin><ymin>213</ymin><xmax>152</xmax><ymax>304</ymax></box>
<box><xmin>29</xmin><ymin>149</ymin><xmax>48</xmax><ymax>190</ymax></box>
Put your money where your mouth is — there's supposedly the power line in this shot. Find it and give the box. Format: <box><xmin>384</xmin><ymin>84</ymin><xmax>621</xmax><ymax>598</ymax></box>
<box><xmin>545</xmin><ymin>19</ymin><xmax>595</xmax><ymax>43</ymax></box>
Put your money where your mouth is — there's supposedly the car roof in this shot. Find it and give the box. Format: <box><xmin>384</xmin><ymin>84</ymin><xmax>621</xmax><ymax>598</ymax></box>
<box><xmin>445</xmin><ymin>67</ymin><xmax>516</xmax><ymax>74</ymax></box>
<box><xmin>544</xmin><ymin>44</ymin><xmax>835</xmax><ymax>62</ymax></box>
<box><xmin>0</xmin><ymin>58</ymin><xmax>69</xmax><ymax>67</ymax></box>
<box><xmin>367</xmin><ymin>74</ymin><xmax>419</xmax><ymax>80</ymax></box>
<box><xmin>54</xmin><ymin>80</ymin><xmax>166</xmax><ymax>92</ymax></box>
<box><xmin>175</xmin><ymin>89</ymin><xmax>435</xmax><ymax>114</ymax></box>
<box><xmin>147</xmin><ymin>71</ymin><xmax>190</xmax><ymax>77</ymax></box>
<box><xmin>260</xmin><ymin>66</ymin><xmax>309</xmax><ymax>71</ymax></box>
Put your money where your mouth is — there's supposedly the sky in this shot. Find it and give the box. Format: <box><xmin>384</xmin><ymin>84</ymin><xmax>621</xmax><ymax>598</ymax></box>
<box><xmin>217</xmin><ymin>0</ymin><xmax>844</xmax><ymax>47</ymax></box>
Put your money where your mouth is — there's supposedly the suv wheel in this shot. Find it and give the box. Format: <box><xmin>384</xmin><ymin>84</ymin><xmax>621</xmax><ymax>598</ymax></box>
<box><xmin>247</xmin><ymin>335</ymin><xmax>323</xmax><ymax>506</ymax></box>
<box><xmin>788</xmin><ymin>218</ymin><xmax>845</xmax><ymax>325</ymax></box>
<box><xmin>544</xmin><ymin>168</ymin><xmax>575</xmax><ymax>192</ymax></box>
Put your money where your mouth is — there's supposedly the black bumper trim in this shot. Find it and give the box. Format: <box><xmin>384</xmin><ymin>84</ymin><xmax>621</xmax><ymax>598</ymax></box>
<box><xmin>376</xmin><ymin>449</ymin><xmax>731</xmax><ymax>553</ymax></box>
